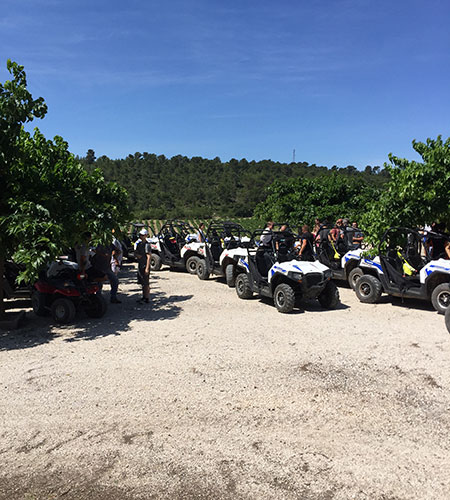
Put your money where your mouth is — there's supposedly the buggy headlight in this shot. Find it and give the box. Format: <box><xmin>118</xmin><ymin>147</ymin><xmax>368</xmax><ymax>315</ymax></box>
<box><xmin>289</xmin><ymin>271</ymin><xmax>303</xmax><ymax>282</ymax></box>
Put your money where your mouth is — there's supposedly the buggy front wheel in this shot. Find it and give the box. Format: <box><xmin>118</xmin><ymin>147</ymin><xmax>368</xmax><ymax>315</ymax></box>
<box><xmin>348</xmin><ymin>267</ymin><xmax>364</xmax><ymax>290</ymax></box>
<box><xmin>150</xmin><ymin>254</ymin><xmax>162</xmax><ymax>271</ymax></box>
<box><xmin>186</xmin><ymin>256</ymin><xmax>199</xmax><ymax>275</ymax></box>
<box><xmin>235</xmin><ymin>273</ymin><xmax>253</xmax><ymax>299</ymax></box>
<box><xmin>225</xmin><ymin>264</ymin><xmax>236</xmax><ymax>288</ymax></box>
<box><xmin>355</xmin><ymin>275</ymin><xmax>382</xmax><ymax>304</ymax></box>
<box><xmin>196</xmin><ymin>259</ymin><xmax>210</xmax><ymax>280</ymax></box>
<box><xmin>431</xmin><ymin>283</ymin><xmax>450</xmax><ymax>315</ymax></box>
<box><xmin>274</xmin><ymin>283</ymin><xmax>295</xmax><ymax>313</ymax></box>
<box><xmin>51</xmin><ymin>298</ymin><xmax>76</xmax><ymax>324</ymax></box>
<box><xmin>445</xmin><ymin>306</ymin><xmax>450</xmax><ymax>333</ymax></box>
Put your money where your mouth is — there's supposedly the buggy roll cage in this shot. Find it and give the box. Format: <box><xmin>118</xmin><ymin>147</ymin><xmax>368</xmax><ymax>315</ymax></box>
<box><xmin>378</xmin><ymin>226</ymin><xmax>450</xmax><ymax>271</ymax></box>
<box><xmin>244</xmin><ymin>229</ymin><xmax>298</xmax><ymax>278</ymax></box>
<box><xmin>378</xmin><ymin>227</ymin><xmax>434</xmax><ymax>260</ymax></box>
<box><xmin>129</xmin><ymin>222</ymin><xmax>155</xmax><ymax>238</ymax></box>
<box><xmin>377</xmin><ymin>227</ymin><xmax>431</xmax><ymax>280</ymax></box>
<box><xmin>315</xmin><ymin>225</ymin><xmax>365</xmax><ymax>255</ymax></box>
<box><xmin>205</xmin><ymin>221</ymin><xmax>245</xmax><ymax>241</ymax></box>
<box><xmin>200</xmin><ymin>220</ymin><xmax>248</xmax><ymax>267</ymax></box>
<box><xmin>157</xmin><ymin>219</ymin><xmax>196</xmax><ymax>239</ymax></box>
<box><xmin>247</xmin><ymin>229</ymin><xmax>296</xmax><ymax>259</ymax></box>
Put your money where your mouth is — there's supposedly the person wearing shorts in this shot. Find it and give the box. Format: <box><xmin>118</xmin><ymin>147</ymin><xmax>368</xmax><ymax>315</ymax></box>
<box><xmin>135</xmin><ymin>229</ymin><xmax>151</xmax><ymax>304</ymax></box>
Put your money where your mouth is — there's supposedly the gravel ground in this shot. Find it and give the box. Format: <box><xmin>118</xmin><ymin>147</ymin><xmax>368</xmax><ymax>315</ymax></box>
<box><xmin>0</xmin><ymin>263</ymin><xmax>449</xmax><ymax>500</ymax></box>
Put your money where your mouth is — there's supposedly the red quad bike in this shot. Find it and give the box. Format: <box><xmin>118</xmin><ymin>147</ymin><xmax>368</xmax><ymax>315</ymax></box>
<box><xmin>31</xmin><ymin>261</ymin><xmax>107</xmax><ymax>324</ymax></box>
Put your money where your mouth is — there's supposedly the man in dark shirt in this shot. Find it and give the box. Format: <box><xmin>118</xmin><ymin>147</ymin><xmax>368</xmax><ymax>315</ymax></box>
<box><xmin>351</xmin><ymin>221</ymin><xmax>364</xmax><ymax>248</ymax></box>
<box><xmin>274</xmin><ymin>225</ymin><xmax>295</xmax><ymax>262</ymax></box>
<box><xmin>298</xmin><ymin>225</ymin><xmax>315</xmax><ymax>261</ymax></box>
<box><xmin>135</xmin><ymin>229</ymin><xmax>152</xmax><ymax>304</ymax></box>
<box><xmin>427</xmin><ymin>222</ymin><xmax>447</xmax><ymax>259</ymax></box>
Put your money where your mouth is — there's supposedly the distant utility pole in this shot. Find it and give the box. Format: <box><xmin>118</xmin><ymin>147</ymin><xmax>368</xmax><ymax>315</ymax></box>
<box><xmin>292</xmin><ymin>149</ymin><xmax>296</xmax><ymax>163</ymax></box>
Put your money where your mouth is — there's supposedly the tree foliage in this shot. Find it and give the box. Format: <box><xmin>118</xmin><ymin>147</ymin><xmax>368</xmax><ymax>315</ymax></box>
<box><xmin>254</xmin><ymin>174</ymin><xmax>380</xmax><ymax>226</ymax></box>
<box><xmin>361</xmin><ymin>136</ymin><xmax>450</xmax><ymax>242</ymax></box>
<box><xmin>0</xmin><ymin>60</ymin><xmax>129</xmax><ymax>294</ymax></box>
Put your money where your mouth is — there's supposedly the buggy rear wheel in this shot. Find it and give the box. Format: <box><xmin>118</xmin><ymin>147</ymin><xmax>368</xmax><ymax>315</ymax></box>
<box><xmin>51</xmin><ymin>298</ymin><xmax>76</xmax><ymax>324</ymax></box>
<box><xmin>235</xmin><ymin>273</ymin><xmax>252</xmax><ymax>299</ymax></box>
<box><xmin>31</xmin><ymin>290</ymin><xmax>48</xmax><ymax>316</ymax></box>
<box><xmin>445</xmin><ymin>306</ymin><xmax>450</xmax><ymax>334</ymax></box>
<box><xmin>85</xmin><ymin>294</ymin><xmax>107</xmax><ymax>319</ymax></box>
<box><xmin>431</xmin><ymin>283</ymin><xmax>450</xmax><ymax>315</ymax></box>
<box><xmin>274</xmin><ymin>283</ymin><xmax>295</xmax><ymax>313</ymax></box>
<box><xmin>355</xmin><ymin>275</ymin><xmax>382</xmax><ymax>303</ymax></box>
<box><xmin>150</xmin><ymin>254</ymin><xmax>162</xmax><ymax>271</ymax></box>
<box><xmin>348</xmin><ymin>267</ymin><xmax>364</xmax><ymax>290</ymax></box>
<box><xmin>186</xmin><ymin>256</ymin><xmax>199</xmax><ymax>275</ymax></box>
<box><xmin>318</xmin><ymin>281</ymin><xmax>340</xmax><ymax>309</ymax></box>
<box><xmin>196</xmin><ymin>259</ymin><xmax>210</xmax><ymax>280</ymax></box>
<box><xmin>225</xmin><ymin>264</ymin><xmax>236</xmax><ymax>288</ymax></box>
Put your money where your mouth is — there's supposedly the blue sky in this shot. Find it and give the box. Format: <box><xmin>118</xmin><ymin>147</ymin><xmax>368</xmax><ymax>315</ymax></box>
<box><xmin>1</xmin><ymin>0</ymin><xmax>449</xmax><ymax>167</ymax></box>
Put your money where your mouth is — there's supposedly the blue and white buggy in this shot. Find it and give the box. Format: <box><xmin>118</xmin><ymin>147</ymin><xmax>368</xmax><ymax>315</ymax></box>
<box><xmin>235</xmin><ymin>230</ymin><xmax>339</xmax><ymax>313</ymax></box>
<box><xmin>352</xmin><ymin>227</ymin><xmax>450</xmax><ymax>314</ymax></box>
<box><xmin>196</xmin><ymin>221</ymin><xmax>252</xmax><ymax>285</ymax></box>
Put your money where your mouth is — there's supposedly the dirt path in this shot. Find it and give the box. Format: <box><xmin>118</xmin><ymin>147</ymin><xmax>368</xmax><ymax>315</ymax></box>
<box><xmin>1</xmin><ymin>264</ymin><xmax>449</xmax><ymax>499</ymax></box>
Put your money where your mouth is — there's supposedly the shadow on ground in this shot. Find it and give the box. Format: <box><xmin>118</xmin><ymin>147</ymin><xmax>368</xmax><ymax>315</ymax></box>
<box><xmin>0</xmin><ymin>265</ymin><xmax>193</xmax><ymax>352</ymax></box>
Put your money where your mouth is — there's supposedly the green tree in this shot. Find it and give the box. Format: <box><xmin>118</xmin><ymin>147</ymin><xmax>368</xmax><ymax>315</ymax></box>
<box><xmin>0</xmin><ymin>60</ymin><xmax>128</xmax><ymax>314</ymax></box>
<box><xmin>254</xmin><ymin>174</ymin><xmax>379</xmax><ymax>227</ymax></box>
<box><xmin>85</xmin><ymin>148</ymin><xmax>96</xmax><ymax>164</ymax></box>
<box><xmin>361</xmin><ymin>136</ymin><xmax>450</xmax><ymax>242</ymax></box>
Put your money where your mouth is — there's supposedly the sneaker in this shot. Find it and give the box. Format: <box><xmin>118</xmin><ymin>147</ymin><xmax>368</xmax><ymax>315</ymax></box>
<box><xmin>110</xmin><ymin>298</ymin><xmax>122</xmax><ymax>304</ymax></box>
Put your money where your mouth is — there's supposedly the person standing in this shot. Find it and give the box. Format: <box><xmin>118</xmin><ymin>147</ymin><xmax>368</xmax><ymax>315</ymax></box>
<box><xmin>312</xmin><ymin>218</ymin><xmax>321</xmax><ymax>238</ymax></box>
<box><xmin>196</xmin><ymin>223</ymin><xmax>206</xmax><ymax>243</ymax></box>
<box><xmin>351</xmin><ymin>221</ymin><xmax>364</xmax><ymax>248</ymax></box>
<box><xmin>329</xmin><ymin>219</ymin><xmax>343</xmax><ymax>243</ymax></box>
<box><xmin>298</xmin><ymin>225</ymin><xmax>315</xmax><ymax>261</ymax></box>
<box><xmin>260</xmin><ymin>221</ymin><xmax>274</xmax><ymax>247</ymax></box>
<box><xmin>135</xmin><ymin>229</ymin><xmax>151</xmax><ymax>304</ymax></box>
<box><xmin>111</xmin><ymin>230</ymin><xmax>123</xmax><ymax>274</ymax></box>
<box><xmin>93</xmin><ymin>242</ymin><xmax>121</xmax><ymax>304</ymax></box>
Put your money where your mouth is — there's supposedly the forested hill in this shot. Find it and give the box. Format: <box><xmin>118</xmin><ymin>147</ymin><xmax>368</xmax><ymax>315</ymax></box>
<box><xmin>80</xmin><ymin>150</ymin><xmax>389</xmax><ymax>219</ymax></box>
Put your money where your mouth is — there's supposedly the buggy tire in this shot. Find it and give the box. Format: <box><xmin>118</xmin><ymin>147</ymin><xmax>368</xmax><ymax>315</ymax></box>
<box><xmin>225</xmin><ymin>264</ymin><xmax>236</xmax><ymax>288</ymax></box>
<box><xmin>150</xmin><ymin>253</ymin><xmax>162</xmax><ymax>271</ymax></box>
<box><xmin>235</xmin><ymin>273</ymin><xmax>253</xmax><ymax>299</ymax></box>
<box><xmin>348</xmin><ymin>267</ymin><xmax>364</xmax><ymax>290</ymax></box>
<box><xmin>85</xmin><ymin>294</ymin><xmax>107</xmax><ymax>319</ymax></box>
<box><xmin>355</xmin><ymin>275</ymin><xmax>382</xmax><ymax>304</ymax></box>
<box><xmin>445</xmin><ymin>305</ymin><xmax>450</xmax><ymax>334</ymax></box>
<box><xmin>196</xmin><ymin>259</ymin><xmax>210</xmax><ymax>280</ymax></box>
<box><xmin>274</xmin><ymin>283</ymin><xmax>295</xmax><ymax>313</ymax></box>
<box><xmin>431</xmin><ymin>283</ymin><xmax>450</xmax><ymax>315</ymax></box>
<box><xmin>51</xmin><ymin>298</ymin><xmax>76</xmax><ymax>324</ymax></box>
<box><xmin>186</xmin><ymin>256</ymin><xmax>199</xmax><ymax>275</ymax></box>
<box><xmin>31</xmin><ymin>290</ymin><xmax>48</xmax><ymax>316</ymax></box>
<box><xmin>318</xmin><ymin>281</ymin><xmax>340</xmax><ymax>309</ymax></box>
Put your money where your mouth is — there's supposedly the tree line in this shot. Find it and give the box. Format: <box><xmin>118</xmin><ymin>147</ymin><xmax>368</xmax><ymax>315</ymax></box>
<box><xmin>79</xmin><ymin>150</ymin><xmax>390</xmax><ymax>221</ymax></box>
